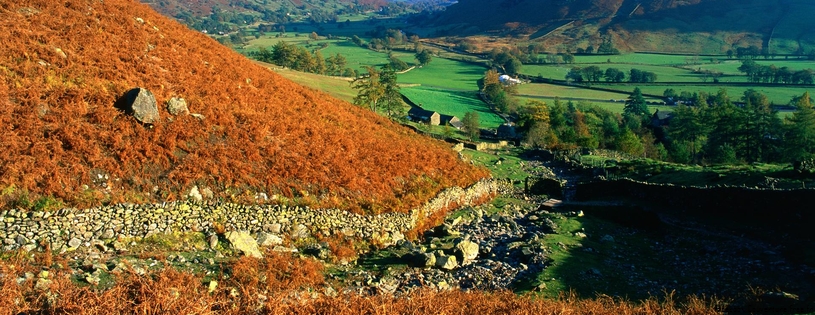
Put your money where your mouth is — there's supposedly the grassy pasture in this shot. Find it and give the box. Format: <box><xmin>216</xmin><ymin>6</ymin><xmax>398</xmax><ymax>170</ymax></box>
<box><xmin>239</xmin><ymin>33</ymin><xmax>337</xmax><ymax>51</ymax></box>
<box><xmin>521</xmin><ymin>63</ymin><xmax>707</xmax><ymax>83</ymax></box>
<box><xmin>691</xmin><ymin>58</ymin><xmax>815</xmax><ymax>77</ymax></box>
<box><xmin>398</xmin><ymin>57</ymin><xmax>487</xmax><ymax>91</ymax></box>
<box><xmin>518</xmin><ymin>83</ymin><xmax>638</xmax><ymax>101</ymax></box>
<box><xmin>240</xmin><ymin>34</ymin><xmax>416</xmax><ymax>71</ymax></box>
<box><xmin>613</xmin><ymin>84</ymin><xmax>814</xmax><ymax>106</ymax></box>
<box><xmin>267</xmin><ymin>66</ymin><xmax>357</xmax><ymax>102</ymax></box>
<box><xmin>319</xmin><ymin>40</ymin><xmax>404</xmax><ymax>69</ymax></box>
<box><xmin>400</xmin><ymin>86</ymin><xmax>505</xmax><ymax>128</ymax></box>
<box><xmin>514</xmin><ymin>96</ymin><xmax>675</xmax><ymax>115</ymax></box>
<box><xmin>555</xmin><ymin>53</ymin><xmax>701</xmax><ymax>65</ymax></box>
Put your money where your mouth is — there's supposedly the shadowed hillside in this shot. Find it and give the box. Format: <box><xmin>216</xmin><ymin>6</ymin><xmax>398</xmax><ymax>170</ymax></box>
<box><xmin>431</xmin><ymin>0</ymin><xmax>815</xmax><ymax>54</ymax></box>
<box><xmin>142</xmin><ymin>0</ymin><xmax>389</xmax><ymax>18</ymax></box>
<box><xmin>0</xmin><ymin>0</ymin><xmax>487</xmax><ymax>214</ymax></box>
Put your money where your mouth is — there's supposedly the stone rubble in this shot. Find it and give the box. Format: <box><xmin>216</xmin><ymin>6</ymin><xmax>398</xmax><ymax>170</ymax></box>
<box><xmin>0</xmin><ymin>179</ymin><xmax>509</xmax><ymax>255</ymax></box>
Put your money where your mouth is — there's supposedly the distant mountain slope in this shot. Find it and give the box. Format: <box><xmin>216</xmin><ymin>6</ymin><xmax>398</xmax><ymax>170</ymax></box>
<box><xmin>143</xmin><ymin>0</ymin><xmax>389</xmax><ymax>19</ymax></box>
<box><xmin>431</xmin><ymin>0</ymin><xmax>815</xmax><ymax>54</ymax></box>
<box><xmin>0</xmin><ymin>0</ymin><xmax>486</xmax><ymax>213</ymax></box>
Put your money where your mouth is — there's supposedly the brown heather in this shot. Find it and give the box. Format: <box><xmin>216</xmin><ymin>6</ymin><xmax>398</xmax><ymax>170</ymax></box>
<box><xmin>0</xmin><ymin>0</ymin><xmax>487</xmax><ymax>214</ymax></box>
<box><xmin>0</xmin><ymin>251</ymin><xmax>726</xmax><ymax>314</ymax></box>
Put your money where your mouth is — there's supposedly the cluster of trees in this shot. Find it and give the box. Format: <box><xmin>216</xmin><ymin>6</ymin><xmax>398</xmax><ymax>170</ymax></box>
<box><xmin>462</xmin><ymin>112</ymin><xmax>481</xmax><ymax>140</ymax></box>
<box><xmin>351</xmin><ymin>65</ymin><xmax>403</xmax><ymax>117</ymax></box>
<box><xmin>565</xmin><ymin>67</ymin><xmax>656</xmax><ymax>83</ymax></box>
<box><xmin>661</xmin><ymin>89</ymin><xmax>815</xmax><ymax>164</ymax></box>
<box><xmin>454</xmin><ymin>37</ymin><xmax>618</xmax><ymax>71</ymax></box>
<box><xmin>362</xmin><ymin>27</ymin><xmax>417</xmax><ymax>51</ymax></box>
<box><xmin>517</xmin><ymin>95</ymin><xmax>659</xmax><ymax>157</ymax></box>
<box><xmin>738</xmin><ymin>60</ymin><xmax>815</xmax><ymax>84</ymax></box>
<box><xmin>486</xmin><ymin>50</ymin><xmax>523</xmax><ymax>75</ymax></box>
<box><xmin>518</xmin><ymin>88</ymin><xmax>815</xmax><ymax>165</ymax></box>
<box><xmin>481</xmin><ymin>69</ymin><xmax>519</xmax><ymax>114</ymax></box>
<box><xmin>252</xmin><ymin>32</ymin><xmax>432</xmax><ymax>76</ymax></box>
<box><xmin>250</xmin><ymin>41</ymin><xmax>358</xmax><ymax>77</ymax></box>
<box><xmin>727</xmin><ymin>45</ymin><xmax>763</xmax><ymax>59</ymax></box>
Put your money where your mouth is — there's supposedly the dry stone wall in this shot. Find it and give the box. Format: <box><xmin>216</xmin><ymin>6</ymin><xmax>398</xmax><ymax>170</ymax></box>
<box><xmin>0</xmin><ymin>179</ymin><xmax>510</xmax><ymax>253</ymax></box>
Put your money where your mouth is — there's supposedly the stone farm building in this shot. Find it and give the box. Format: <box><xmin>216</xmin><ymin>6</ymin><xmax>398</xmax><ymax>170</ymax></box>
<box><xmin>408</xmin><ymin>107</ymin><xmax>463</xmax><ymax>129</ymax></box>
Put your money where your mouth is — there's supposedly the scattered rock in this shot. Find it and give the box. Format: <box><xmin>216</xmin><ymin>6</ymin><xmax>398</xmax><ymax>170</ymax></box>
<box><xmin>435</xmin><ymin>254</ymin><xmax>458</xmax><ymax>270</ymax></box>
<box><xmin>436</xmin><ymin>280</ymin><xmax>451</xmax><ymax>290</ymax></box>
<box><xmin>53</xmin><ymin>47</ymin><xmax>67</xmax><ymax>59</ymax></box>
<box><xmin>272</xmin><ymin>246</ymin><xmax>298</xmax><ymax>253</ymax></box>
<box><xmin>188</xmin><ymin>186</ymin><xmax>203</xmax><ymax>202</ymax></box>
<box><xmin>225</xmin><ymin>231</ymin><xmax>263</xmax><ymax>259</ymax></box>
<box><xmin>201</xmin><ymin>187</ymin><xmax>214</xmax><ymax>199</ymax></box>
<box><xmin>290</xmin><ymin>224</ymin><xmax>310</xmax><ymax>240</ymax></box>
<box><xmin>600</xmin><ymin>235</ymin><xmax>615</xmax><ymax>243</ymax></box>
<box><xmin>35</xmin><ymin>271</ymin><xmax>51</xmax><ymax>291</ymax></box>
<box><xmin>208</xmin><ymin>234</ymin><xmax>218</xmax><ymax>249</ymax></box>
<box><xmin>85</xmin><ymin>274</ymin><xmax>101</xmax><ymax>286</ymax></box>
<box><xmin>454</xmin><ymin>240</ymin><xmax>479</xmax><ymax>263</ymax></box>
<box><xmin>435</xmin><ymin>224</ymin><xmax>461</xmax><ymax>237</ymax></box>
<box><xmin>114</xmin><ymin>87</ymin><xmax>160</xmax><ymax>124</ymax></box>
<box><xmin>112</xmin><ymin>241</ymin><xmax>127</xmax><ymax>252</ymax></box>
<box><xmin>267</xmin><ymin>223</ymin><xmax>282</xmax><ymax>234</ymax></box>
<box><xmin>67</xmin><ymin>238</ymin><xmax>82</xmax><ymax>250</ymax></box>
<box><xmin>404</xmin><ymin>252</ymin><xmax>436</xmax><ymax>268</ymax></box>
<box><xmin>167</xmin><ymin>97</ymin><xmax>190</xmax><ymax>116</ymax></box>
<box><xmin>256</xmin><ymin>232</ymin><xmax>283</xmax><ymax>247</ymax></box>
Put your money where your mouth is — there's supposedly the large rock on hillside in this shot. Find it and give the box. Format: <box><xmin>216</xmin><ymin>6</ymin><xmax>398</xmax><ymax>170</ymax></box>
<box><xmin>454</xmin><ymin>240</ymin><xmax>479</xmax><ymax>263</ymax></box>
<box><xmin>225</xmin><ymin>231</ymin><xmax>263</xmax><ymax>258</ymax></box>
<box><xmin>435</xmin><ymin>253</ymin><xmax>458</xmax><ymax>270</ymax></box>
<box><xmin>166</xmin><ymin>97</ymin><xmax>189</xmax><ymax>116</ymax></box>
<box><xmin>114</xmin><ymin>87</ymin><xmax>160</xmax><ymax>124</ymax></box>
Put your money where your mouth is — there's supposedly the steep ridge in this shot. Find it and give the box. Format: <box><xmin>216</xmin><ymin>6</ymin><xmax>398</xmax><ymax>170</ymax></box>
<box><xmin>0</xmin><ymin>0</ymin><xmax>487</xmax><ymax>214</ymax></box>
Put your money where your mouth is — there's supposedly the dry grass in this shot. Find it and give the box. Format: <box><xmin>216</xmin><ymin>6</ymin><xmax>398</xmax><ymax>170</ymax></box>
<box><xmin>0</xmin><ymin>251</ymin><xmax>727</xmax><ymax>315</ymax></box>
<box><xmin>0</xmin><ymin>0</ymin><xmax>488</xmax><ymax>214</ymax></box>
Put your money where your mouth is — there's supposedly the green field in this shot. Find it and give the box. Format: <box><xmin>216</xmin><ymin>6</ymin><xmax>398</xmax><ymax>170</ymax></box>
<box><xmin>267</xmin><ymin>65</ymin><xmax>357</xmax><ymax>102</ymax></box>
<box><xmin>238</xmin><ymin>34</ymin><xmax>417</xmax><ymax>72</ymax></box>
<box><xmin>398</xmin><ymin>57</ymin><xmax>487</xmax><ymax>91</ymax></box>
<box><xmin>522</xmin><ymin>63</ymin><xmax>708</xmax><ymax>83</ymax></box>
<box><xmin>401</xmin><ymin>86</ymin><xmax>505</xmax><ymax>128</ymax></box>
<box><xmin>514</xmin><ymin>96</ymin><xmax>674</xmax><ymax>115</ymax></box>
<box><xmin>518</xmin><ymin>83</ymin><xmax>639</xmax><ymax>101</ymax></box>
<box><xmin>692</xmin><ymin>58</ymin><xmax>815</xmax><ymax>76</ymax></box>
<box><xmin>515</xmin><ymin>83</ymin><xmax>673</xmax><ymax>114</ymax></box>
<box><xmin>610</xmin><ymin>84</ymin><xmax>814</xmax><ymax>106</ymax></box>
<box><xmin>239</xmin><ymin>33</ymin><xmax>336</xmax><ymax>52</ymax></box>
<box><xmin>547</xmin><ymin>53</ymin><xmax>700</xmax><ymax>65</ymax></box>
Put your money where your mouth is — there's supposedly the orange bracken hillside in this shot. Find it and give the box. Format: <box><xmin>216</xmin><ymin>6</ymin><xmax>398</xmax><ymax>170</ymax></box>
<box><xmin>0</xmin><ymin>0</ymin><xmax>487</xmax><ymax>213</ymax></box>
